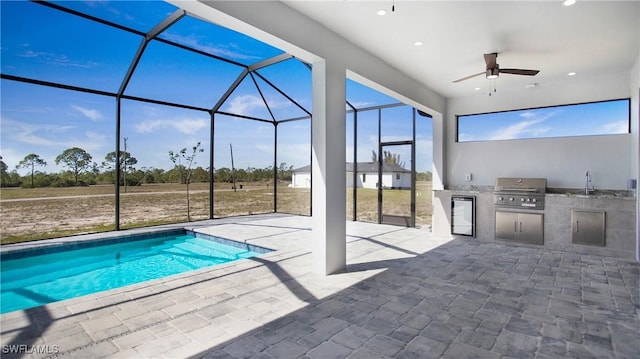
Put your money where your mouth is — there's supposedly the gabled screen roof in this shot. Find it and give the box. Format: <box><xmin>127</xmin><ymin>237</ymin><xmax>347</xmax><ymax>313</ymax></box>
<box><xmin>50</xmin><ymin>0</ymin><xmax>180</xmax><ymax>33</ymax></box>
<box><xmin>1</xmin><ymin>0</ymin><xmax>398</xmax><ymax>124</ymax></box>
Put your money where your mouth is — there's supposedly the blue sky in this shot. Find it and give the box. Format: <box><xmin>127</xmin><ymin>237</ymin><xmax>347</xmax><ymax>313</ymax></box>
<box><xmin>1</xmin><ymin>0</ymin><xmax>431</xmax><ymax>176</ymax></box>
<box><xmin>458</xmin><ymin>99</ymin><xmax>629</xmax><ymax>142</ymax></box>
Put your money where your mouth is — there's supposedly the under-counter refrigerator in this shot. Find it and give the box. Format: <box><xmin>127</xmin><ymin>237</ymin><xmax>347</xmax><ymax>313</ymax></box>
<box><xmin>451</xmin><ymin>196</ymin><xmax>475</xmax><ymax>237</ymax></box>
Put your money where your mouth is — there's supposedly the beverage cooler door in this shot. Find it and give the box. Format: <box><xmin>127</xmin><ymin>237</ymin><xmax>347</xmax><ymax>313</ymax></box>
<box><xmin>451</xmin><ymin>196</ymin><xmax>475</xmax><ymax>237</ymax></box>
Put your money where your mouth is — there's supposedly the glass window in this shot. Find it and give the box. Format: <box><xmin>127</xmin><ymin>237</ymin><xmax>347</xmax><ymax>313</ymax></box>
<box><xmin>457</xmin><ymin>99</ymin><xmax>630</xmax><ymax>142</ymax></box>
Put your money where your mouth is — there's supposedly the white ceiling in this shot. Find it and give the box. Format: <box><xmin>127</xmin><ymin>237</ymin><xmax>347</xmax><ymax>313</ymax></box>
<box><xmin>282</xmin><ymin>1</ymin><xmax>640</xmax><ymax>99</ymax></box>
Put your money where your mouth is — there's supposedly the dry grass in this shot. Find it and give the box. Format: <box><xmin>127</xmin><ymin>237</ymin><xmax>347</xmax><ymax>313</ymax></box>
<box><xmin>0</xmin><ymin>181</ymin><xmax>431</xmax><ymax>244</ymax></box>
<box><xmin>346</xmin><ymin>181</ymin><xmax>433</xmax><ymax>225</ymax></box>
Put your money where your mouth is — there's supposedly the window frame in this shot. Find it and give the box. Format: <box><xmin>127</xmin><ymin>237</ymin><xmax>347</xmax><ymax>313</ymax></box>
<box><xmin>455</xmin><ymin>98</ymin><xmax>631</xmax><ymax>143</ymax></box>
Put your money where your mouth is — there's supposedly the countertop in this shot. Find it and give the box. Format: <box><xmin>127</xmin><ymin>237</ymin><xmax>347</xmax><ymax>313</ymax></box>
<box><xmin>439</xmin><ymin>186</ymin><xmax>635</xmax><ymax>199</ymax></box>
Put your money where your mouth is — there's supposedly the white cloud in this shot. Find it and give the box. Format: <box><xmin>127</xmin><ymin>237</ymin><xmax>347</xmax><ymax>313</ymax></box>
<box><xmin>266</xmin><ymin>98</ymin><xmax>291</xmax><ymax>110</ymax></box>
<box><xmin>488</xmin><ymin>111</ymin><xmax>556</xmax><ymax>140</ymax></box>
<box><xmin>381</xmin><ymin>135</ymin><xmax>411</xmax><ymax>143</ymax></box>
<box><xmin>18</xmin><ymin>49</ymin><xmax>98</xmax><ymax>68</ymax></box>
<box><xmin>1</xmin><ymin>118</ymin><xmax>60</xmax><ymax>147</ymax></box>
<box><xmin>72</xmin><ymin>105</ymin><xmax>103</xmax><ymax>121</ymax></box>
<box><xmin>489</xmin><ymin>118</ymin><xmax>547</xmax><ymax>140</ymax></box>
<box><xmin>347</xmin><ymin>101</ymin><xmax>374</xmax><ymax>109</ymax></box>
<box><xmin>1</xmin><ymin>117</ymin><xmax>111</xmax><ymax>173</ymax></box>
<box><xmin>0</xmin><ymin>148</ymin><xmax>25</xmax><ymax>170</ymax></box>
<box><xmin>277</xmin><ymin>143</ymin><xmax>311</xmax><ymax>168</ymax></box>
<box><xmin>601</xmin><ymin>120</ymin><xmax>628</xmax><ymax>134</ymax></box>
<box><xmin>83</xmin><ymin>131</ymin><xmax>110</xmax><ymax>150</ymax></box>
<box><xmin>134</xmin><ymin>116</ymin><xmax>208</xmax><ymax>135</ymax></box>
<box><xmin>224</xmin><ymin>94</ymin><xmax>291</xmax><ymax>118</ymax></box>
<box><xmin>161</xmin><ymin>32</ymin><xmax>261</xmax><ymax>61</ymax></box>
<box><xmin>226</xmin><ymin>95</ymin><xmax>265</xmax><ymax>116</ymax></box>
<box><xmin>518</xmin><ymin>111</ymin><xmax>538</xmax><ymax>119</ymax></box>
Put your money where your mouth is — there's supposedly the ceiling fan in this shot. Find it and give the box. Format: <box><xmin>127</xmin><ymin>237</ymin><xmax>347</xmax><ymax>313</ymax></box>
<box><xmin>453</xmin><ymin>52</ymin><xmax>540</xmax><ymax>83</ymax></box>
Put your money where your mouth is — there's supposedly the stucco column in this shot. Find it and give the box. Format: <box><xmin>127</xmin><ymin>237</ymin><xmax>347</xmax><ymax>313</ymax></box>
<box><xmin>311</xmin><ymin>60</ymin><xmax>347</xmax><ymax>275</ymax></box>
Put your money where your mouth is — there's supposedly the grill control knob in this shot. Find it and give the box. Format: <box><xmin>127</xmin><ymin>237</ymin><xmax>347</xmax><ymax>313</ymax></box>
<box><xmin>532</xmin><ymin>198</ymin><xmax>537</xmax><ymax>203</ymax></box>
<box><xmin>509</xmin><ymin>197</ymin><xmax>514</xmax><ymax>201</ymax></box>
<box><xmin>498</xmin><ymin>196</ymin><xmax>503</xmax><ymax>201</ymax></box>
<box><xmin>521</xmin><ymin>198</ymin><xmax>525</xmax><ymax>202</ymax></box>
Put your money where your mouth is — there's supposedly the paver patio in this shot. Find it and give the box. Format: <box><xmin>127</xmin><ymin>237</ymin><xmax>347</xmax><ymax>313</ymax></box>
<box><xmin>1</xmin><ymin>213</ymin><xmax>638</xmax><ymax>358</ymax></box>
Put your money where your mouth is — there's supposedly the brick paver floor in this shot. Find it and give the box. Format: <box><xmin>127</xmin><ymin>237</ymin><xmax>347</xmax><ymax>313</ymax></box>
<box><xmin>1</xmin><ymin>214</ymin><xmax>638</xmax><ymax>358</ymax></box>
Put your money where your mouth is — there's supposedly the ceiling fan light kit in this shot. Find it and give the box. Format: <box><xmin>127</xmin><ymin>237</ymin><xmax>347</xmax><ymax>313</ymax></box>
<box><xmin>486</xmin><ymin>67</ymin><xmax>499</xmax><ymax>79</ymax></box>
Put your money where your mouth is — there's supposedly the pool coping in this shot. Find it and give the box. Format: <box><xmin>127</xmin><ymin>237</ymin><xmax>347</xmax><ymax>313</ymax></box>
<box><xmin>1</xmin><ymin>220</ymin><xmax>274</xmax><ymax>260</ymax></box>
<box><xmin>0</xmin><ymin>218</ymin><xmax>279</xmax><ymax>315</ymax></box>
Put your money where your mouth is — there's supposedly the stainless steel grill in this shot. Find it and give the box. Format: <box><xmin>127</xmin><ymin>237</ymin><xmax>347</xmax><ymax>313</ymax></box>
<box><xmin>494</xmin><ymin>177</ymin><xmax>546</xmax><ymax>210</ymax></box>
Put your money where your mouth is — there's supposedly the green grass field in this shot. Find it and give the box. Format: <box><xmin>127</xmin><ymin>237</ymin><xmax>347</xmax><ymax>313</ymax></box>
<box><xmin>0</xmin><ymin>181</ymin><xmax>432</xmax><ymax>244</ymax></box>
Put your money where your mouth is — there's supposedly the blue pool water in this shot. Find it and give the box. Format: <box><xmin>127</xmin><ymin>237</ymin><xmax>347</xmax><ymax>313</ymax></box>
<box><xmin>1</xmin><ymin>232</ymin><xmax>265</xmax><ymax>313</ymax></box>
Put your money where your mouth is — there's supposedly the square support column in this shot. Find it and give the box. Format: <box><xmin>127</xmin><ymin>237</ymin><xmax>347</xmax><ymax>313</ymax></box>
<box><xmin>311</xmin><ymin>60</ymin><xmax>347</xmax><ymax>275</ymax></box>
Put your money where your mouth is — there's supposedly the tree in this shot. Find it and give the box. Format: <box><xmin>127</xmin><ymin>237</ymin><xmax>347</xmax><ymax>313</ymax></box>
<box><xmin>0</xmin><ymin>155</ymin><xmax>9</xmax><ymax>187</ymax></box>
<box><xmin>169</xmin><ymin>142</ymin><xmax>204</xmax><ymax>221</ymax></box>
<box><xmin>277</xmin><ymin>162</ymin><xmax>293</xmax><ymax>181</ymax></box>
<box><xmin>371</xmin><ymin>150</ymin><xmax>405</xmax><ymax>168</ymax></box>
<box><xmin>214</xmin><ymin>167</ymin><xmax>232</xmax><ymax>183</ymax></box>
<box><xmin>55</xmin><ymin>147</ymin><xmax>93</xmax><ymax>186</ymax></box>
<box><xmin>102</xmin><ymin>151</ymin><xmax>138</xmax><ymax>189</ymax></box>
<box><xmin>17</xmin><ymin>153</ymin><xmax>47</xmax><ymax>188</ymax></box>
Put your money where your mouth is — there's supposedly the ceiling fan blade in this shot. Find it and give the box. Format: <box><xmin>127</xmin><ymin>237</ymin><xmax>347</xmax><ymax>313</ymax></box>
<box><xmin>453</xmin><ymin>71</ymin><xmax>485</xmax><ymax>83</ymax></box>
<box><xmin>484</xmin><ymin>53</ymin><xmax>497</xmax><ymax>69</ymax></box>
<box><xmin>500</xmin><ymin>68</ymin><xmax>540</xmax><ymax>76</ymax></box>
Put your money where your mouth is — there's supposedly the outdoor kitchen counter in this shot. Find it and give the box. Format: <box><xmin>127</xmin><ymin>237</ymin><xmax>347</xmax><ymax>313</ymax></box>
<box><xmin>546</xmin><ymin>188</ymin><xmax>635</xmax><ymax>199</ymax></box>
<box><xmin>433</xmin><ymin>188</ymin><xmax>637</xmax><ymax>259</ymax></box>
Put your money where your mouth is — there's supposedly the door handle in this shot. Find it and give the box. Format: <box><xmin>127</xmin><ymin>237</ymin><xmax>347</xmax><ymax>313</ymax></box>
<box><xmin>576</xmin><ymin>220</ymin><xmax>579</xmax><ymax>232</ymax></box>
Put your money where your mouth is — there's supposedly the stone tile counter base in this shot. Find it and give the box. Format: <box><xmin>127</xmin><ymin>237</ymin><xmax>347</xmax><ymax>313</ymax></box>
<box><xmin>434</xmin><ymin>189</ymin><xmax>637</xmax><ymax>259</ymax></box>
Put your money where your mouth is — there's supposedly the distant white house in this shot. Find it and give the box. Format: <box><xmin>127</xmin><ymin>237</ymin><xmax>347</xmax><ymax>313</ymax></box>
<box><xmin>291</xmin><ymin>162</ymin><xmax>411</xmax><ymax>189</ymax></box>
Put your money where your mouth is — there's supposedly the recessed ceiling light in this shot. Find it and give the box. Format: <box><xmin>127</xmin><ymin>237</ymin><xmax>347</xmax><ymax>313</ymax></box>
<box><xmin>377</xmin><ymin>9</ymin><xmax>387</xmax><ymax>16</ymax></box>
<box><xmin>563</xmin><ymin>0</ymin><xmax>576</xmax><ymax>6</ymax></box>
<box><xmin>568</xmin><ymin>71</ymin><xmax>577</xmax><ymax>76</ymax></box>
<box><xmin>525</xmin><ymin>83</ymin><xmax>537</xmax><ymax>88</ymax></box>
<box><xmin>413</xmin><ymin>41</ymin><xmax>424</xmax><ymax>46</ymax></box>
<box><xmin>474</xmin><ymin>87</ymin><xmax>481</xmax><ymax>91</ymax></box>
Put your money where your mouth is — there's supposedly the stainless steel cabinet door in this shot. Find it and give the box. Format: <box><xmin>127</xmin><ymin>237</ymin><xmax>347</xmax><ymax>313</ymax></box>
<box><xmin>495</xmin><ymin>211</ymin><xmax>518</xmax><ymax>241</ymax></box>
<box><xmin>571</xmin><ymin>210</ymin><xmax>605</xmax><ymax>246</ymax></box>
<box><xmin>495</xmin><ymin>211</ymin><xmax>543</xmax><ymax>245</ymax></box>
<box><xmin>518</xmin><ymin>213</ymin><xmax>544</xmax><ymax>245</ymax></box>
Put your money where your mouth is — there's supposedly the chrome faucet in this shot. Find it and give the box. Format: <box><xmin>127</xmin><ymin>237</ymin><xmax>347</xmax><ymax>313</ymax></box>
<box><xmin>585</xmin><ymin>171</ymin><xmax>594</xmax><ymax>195</ymax></box>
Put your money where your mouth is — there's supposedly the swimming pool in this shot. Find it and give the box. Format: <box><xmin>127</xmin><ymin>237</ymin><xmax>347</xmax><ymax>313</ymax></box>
<box><xmin>0</xmin><ymin>230</ymin><xmax>271</xmax><ymax>314</ymax></box>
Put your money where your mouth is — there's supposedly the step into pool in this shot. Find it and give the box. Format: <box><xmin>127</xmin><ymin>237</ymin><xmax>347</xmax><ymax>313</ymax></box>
<box><xmin>0</xmin><ymin>231</ymin><xmax>270</xmax><ymax>314</ymax></box>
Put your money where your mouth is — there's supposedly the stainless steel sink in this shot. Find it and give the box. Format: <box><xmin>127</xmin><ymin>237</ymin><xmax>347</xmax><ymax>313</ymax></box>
<box><xmin>546</xmin><ymin>188</ymin><xmax>631</xmax><ymax>197</ymax></box>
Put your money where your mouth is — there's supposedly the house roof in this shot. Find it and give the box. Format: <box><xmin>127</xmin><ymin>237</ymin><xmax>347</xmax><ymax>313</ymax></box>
<box><xmin>293</xmin><ymin>162</ymin><xmax>410</xmax><ymax>173</ymax></box>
